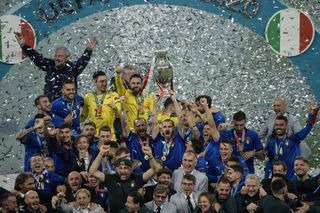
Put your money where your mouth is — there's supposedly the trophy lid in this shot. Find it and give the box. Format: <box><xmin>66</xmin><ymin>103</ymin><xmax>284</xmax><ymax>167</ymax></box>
<box><xmin>155</xmin><ymin>48</ymin><xmax>169</xmax><ymax>57</ymax></box>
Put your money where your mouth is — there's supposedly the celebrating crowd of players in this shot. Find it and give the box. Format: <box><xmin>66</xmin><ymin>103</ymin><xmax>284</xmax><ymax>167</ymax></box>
<box><xmin>0</xmin><ymin>34</ymin><xmax>320</xmax><ymax>213</ymax></box>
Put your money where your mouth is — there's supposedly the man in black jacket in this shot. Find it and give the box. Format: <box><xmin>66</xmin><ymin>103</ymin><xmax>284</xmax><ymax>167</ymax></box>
<box><xmin>15</xmin><ymin>32</ymin><xmax>97</xmax><ymax>101</ymax></box>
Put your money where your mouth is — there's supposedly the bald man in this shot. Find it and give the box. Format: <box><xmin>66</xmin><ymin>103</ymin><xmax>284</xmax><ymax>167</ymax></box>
<box><xmin>64</xmin><ymin>171</ymin><xmax>82</xmax><ymax>202</ymax></box>
<box><xmin>23</xmin><ymin>190</ymin><xmax>46</xmax><ymax>213</ymax></box>
<box><xmin>259</xmin><ymin>97</ymin><xmax>311</xmax><ymax>159</ymax></box>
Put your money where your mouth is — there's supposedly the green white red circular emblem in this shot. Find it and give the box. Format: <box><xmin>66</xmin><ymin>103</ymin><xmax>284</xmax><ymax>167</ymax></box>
<box><xmin>0</xmin><ymin>15</ymin><xmax>36</xmax><ymax>64</ymax></box>
<box><xmin>265</xmin><ymin>8</ymin><xmax>314</xmax><ymax>57</ymax></box>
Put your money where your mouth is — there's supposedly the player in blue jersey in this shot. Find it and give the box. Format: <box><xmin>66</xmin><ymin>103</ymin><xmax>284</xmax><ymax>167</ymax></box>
<box><xmin>220</xmin><ymin>111</ymin><xmax>264</xmax><ymax>173</ymax></box>
<box><xmin>25</xmin><ymin>95</ymin><xmax>65</xmax><ymax>129</ymax></box>
<box><xmin>206</xmin><ymin>140</ymin><xmax>249</xmax><ymax>183</ymax></box>
<box><xmin>51</xmin><ymin>80</ymin><xmax>84</xmax><ymax>135</ymax></box>
<box><xmin>265</xmin><ymin>106</ymin><xmax>319</xmax><ymax>180</ymax></box>
<box><xmin>16</xmin><ymin>114</ymin><xmax>48</xmax><ymax>172</ymax></box>
<box><xmin>151</xmin><ymin>91</ymin><xmax>186</xmax><ymax>171</ymax></box>
<box><xmin>195</xmin><ymin>95</ymin><xmax>226</xmax><ymax>127</ymax></box>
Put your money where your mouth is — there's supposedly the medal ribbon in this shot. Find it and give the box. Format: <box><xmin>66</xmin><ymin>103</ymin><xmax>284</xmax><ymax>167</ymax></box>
<box><xmin>275</xmin><ymin>136</ymin><xmax>286</xmax><ymax>158</ymax></box>
<box><xmin>197</xmin><ymin>141</ymin><xmax>209</xmax><ymax>158</ymax></box>
<box><xmin>36</xmin><ymin>135</ymin><xmax>47</xmax><ymax>156</ymax></box>
<box><xmin>135</xmin><ymin>95</ymin><xmax>145</xmax><ymax>117</ymax></box>
<box><xmin>162</xmin><ymin>137</ymin><xmax>173</xmax><ymax>157</ymax></box>
<box><xmin>93</xmin><ymin>91</ymin><xmax>106</xmax><ymax>114</ymax></box>
<box><xmin>64</xmin><ymin>97</ymin><xmax>75</xmax><ymax>113</ymax></box>
<box><xmin>138</xmin><ymin>136</ymin><xmax>149</xmax><ymax>147</ymax></box>
<box><xmin>233</xmin><ymin>129</ymin><xmax>245</xmax><ymax>151</ymax></box>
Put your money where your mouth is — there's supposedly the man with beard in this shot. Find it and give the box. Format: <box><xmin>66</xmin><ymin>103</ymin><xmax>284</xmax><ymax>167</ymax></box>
<box><xmin>172</xmin><ymin>151</ymin><xmax>208</xmax><ymax>192</ymax></box>
<box><xmin>143</xmin><ymin>168</ymin><xmax>176</xmax><ymax>203</ymax></box>
<box><xmin>220</xmin><ymin>111</ymin><xmax>264</xmax><ymax>174</ymax></box>
<box><xmin>81</xmin><ymin>71</ymin><xmax>120</xmax><ymax>139</ymax></box>
<box><xmin>21</xmin><ymin>191</ymin><xmax>46</xmax><ymax>213</ymax></box>
<box><xmin>214</xmin><ymin>178</ymin><xmax>237</xmax><ymax>213</ymax></box>
<box><xmin>13</xmin><ymin>172</ymin><xmax>35</xmax><ymax>210</ymax></box>
<box><xmin>226</xmin><ymin>165</ymin><xmax>244</xmax><ymax>198</ymax></box>
<box><xmin>236</xmin><ymin>174</ymin><xmax>265</xmax><ymax>213</ymax></box>
<box><xmin>0</xmin><ymin>193</ymin><xmax>19</xmax><ymax>213</ymax></box>
<box><xmin>120</xmin><ymin>95</ymin><xmax>152</xmax><ymax>172</ymax></box>
<box><xmin>45</xmin><ymin>123</ymin><xmax>79</xmax><ymax>177</ymax></box>
<box><xmin>115</xmin><ymin>66</ymin><xmax>154</xmax><ymax>129</ymax></box>
<box><xmin>89</xmin><ymin>144</ymin><xmax>162</xmax><ymax>212</ymax></box>
<box><xmin>25</xmin><ymin>95</ymin><xmax>64</xmax><ymax>129</ymax></box>
<box><xmin>16</xmin><ymin>114</ymin><xmax>48</xmax><ymax>172</ymax></box>
<box><xmin>51</xmin><ymin>80</ymin><xmax>84</xmax><ymax>134</ymax></box>
<box><xmin>265</xmin><ymin>106</ymin><xmax>319</xmax><ymax>180</ymax></box>
<box><xmin>151</xmin><ymin>92</ymin><xmax>186</xmax><ymax>171</ymax></box>
<box><xmin>170</xmin><ymin>174</ymin><xmax>201</xmax><ymax>213</ymax></box>
<box><xmin>259</xmin><ymin>179</ymin><xmax>292</xmax><ymax>213</ymax></box>
<box><xmin>15</xmin><ymin>33</ymin><xmax>97</xmax><ymax>101</ymax></box>
<box><xmin>82</xmin><ymin>122</ymin><xmax>98</xmax><ymax>149</ymax></box>
<box><xmin>122</xmin><ymin>191</ymin><xmax>153</xmax><ymax>213</ymax></box>
<box><xmin>110</xmin><ymin>65</ymin><xmax>138</xmax><ymax>91</ymax></box>
<box><xmin>293</xmin><ymin>157</ymin><xmax>320</xmax><ymax>202</ymax></box>
<box><xmin>259</xmin><ymin>97</ymin><xmax>311</xmax><ymax>159</ymax></box>
<box><xmin>145</xmin><ymin>185</ymin><xmax>177</xmax><ymax>213</ymax></box>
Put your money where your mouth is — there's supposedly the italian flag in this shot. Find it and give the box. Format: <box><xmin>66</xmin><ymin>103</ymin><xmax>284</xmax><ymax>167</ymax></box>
<box><xmin>265</xmin><ymin>8</ymin><xmax>314</xmax><ymax>57</ymax></box>
<box><xmin>0</xmin><ymin>15</ymin><xmax>36</xmax><ymax>64</ymax></box>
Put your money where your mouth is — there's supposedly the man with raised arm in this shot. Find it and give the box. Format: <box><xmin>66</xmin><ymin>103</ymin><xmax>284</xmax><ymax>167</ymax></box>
<box><xmin>15</xmin><ymin>33</ymin><xmax>97</xmax><ymax>101</ymax></box>
<box><xmin>151</xmin><ymin>90</ymin><xmax>186</xmax><ymax>171</ymax></box>
<box><xmin>265</xmin><ymin>105</ymin><xmax>319</xmax><ymax>180</ymax></box>
<box><xmin>119</xmin><ymin>96</ymin><xmax>152</xmax><ymax>172</ymax></box>
<box><xmin>259</xmin><ymin>97</ymin><xmax>311</xmax><ymax>158</ymax></box>
<box><xmin>115</xmin><ymin>66</ymin><xmax>153</xmax><ymax>129</ymax></box>
<box><xmin>89</xmin><ymin>144</ymin><xmax>161</xmax><ymax>212</ymax></box>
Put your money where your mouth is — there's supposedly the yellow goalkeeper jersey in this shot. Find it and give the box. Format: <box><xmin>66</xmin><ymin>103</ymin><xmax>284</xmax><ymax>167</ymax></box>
<box><xmin>115</xmin><ymin>75</ymin><xmax>154</xmax><ymax>129</ymax></box>
<box><xmin>80</xmin><ymin>91</ymin><xmax>120</xmax><ymax>138</ymax></box>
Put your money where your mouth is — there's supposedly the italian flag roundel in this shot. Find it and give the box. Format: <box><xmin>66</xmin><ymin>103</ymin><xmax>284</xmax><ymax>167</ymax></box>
<box><xmin>0</xmin><ymin>15</ymin><xmax>36</xmax><ymax>64</ymax></box>
<box><xmin>265</xmin><ymin>8</ymin><xmax>314</xmax><ymax>57</ymax></box>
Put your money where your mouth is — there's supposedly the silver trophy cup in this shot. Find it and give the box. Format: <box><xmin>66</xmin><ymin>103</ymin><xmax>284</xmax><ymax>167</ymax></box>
<box><xmin>153</xmin><ymin>49</ymin><xmax>173</xmax><ymax>97</ymax></box>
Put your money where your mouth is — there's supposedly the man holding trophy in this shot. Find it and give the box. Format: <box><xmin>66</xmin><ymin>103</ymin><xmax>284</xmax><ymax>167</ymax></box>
<box><xmin>115</xmin><ymin>49</ymin><xmax>174</xmax><ymax>129</ymax></box>
<box><xmin>115</xmin><ymin>66</ymin><xmax>154</xmax><ymax>129</ymax></box>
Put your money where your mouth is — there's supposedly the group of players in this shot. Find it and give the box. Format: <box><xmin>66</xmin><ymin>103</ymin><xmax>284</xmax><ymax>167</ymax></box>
<box><xmin>0</xmin><ymin>33</ymin><xmax>319</xmax><ymax>213</ymax></box>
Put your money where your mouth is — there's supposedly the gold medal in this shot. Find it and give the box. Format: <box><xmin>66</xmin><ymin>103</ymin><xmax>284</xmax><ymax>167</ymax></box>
<box><xmin>161</xmin><ymin>156</ymin><xmax>166</xmax><ymax>161</ymax></box>
<box><xmin>144</xmin><ymin>155</ymin><xmax>149</xmax><ymax>160</ymax></box>
<box><xmin>239</xmin><ymin>144</ymin><xmax>243</xmax><ymax>152</ymax></box>
<box><xmin>274</xmin><ymin>155</ymin><xmax>279</xmax><ymax>161</ymax></box>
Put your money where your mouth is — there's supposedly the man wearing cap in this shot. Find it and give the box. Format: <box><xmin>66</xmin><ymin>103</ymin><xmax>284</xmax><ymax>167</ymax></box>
<box><xmin>89</xmin><ymin>144</ymin><xmax>162</xmax><ymax>212</ymax></box>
